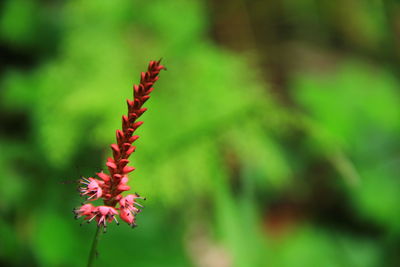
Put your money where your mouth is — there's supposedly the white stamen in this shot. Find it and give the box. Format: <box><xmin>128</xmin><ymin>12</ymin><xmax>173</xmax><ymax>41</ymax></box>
<box><xmin>134</xmin><ymin>203</ymin><xmax>144</xmax><ymax>208</ymax></box>
<box><xmin>88</xmin><ymin>214</ymin><xmax>97</xmax><ymax>222</ymax></box>
<box><xmin>128</xmin><ymin>207</ymin><xmax>138</xmax><ymax>214</ymax></box>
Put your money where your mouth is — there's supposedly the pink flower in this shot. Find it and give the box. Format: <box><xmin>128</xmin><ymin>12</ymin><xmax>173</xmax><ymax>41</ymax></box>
<box><xmin>79</xmin><ymin>177</ymin><xmax>103</xmax><ymax>200</ymax></box>
<box><xmin>119</xmin><ymin>207</ymin><xmax>137</xmax><ymax>228</ymax></box>
<box><xmin>74</xmin><ymin>60</ymin><xmax>165</xmax><ymax>230</ymax></box>
<box><xmin>74</xmin><ymin>203</ymin><xmax>96</xmax><ymax>220</ymax></box>
<box><xmin>120</xmin><ymin>194</ymin><xmax>144</xmax><ymax>213</ymax></box>
<box><xmin>94</xmin><ymin>206</ymin><xmax>119</xmax><ymax>228</ymax></box>
<box><xmin>119</xmin><ymin>194</ymin><xmax>145</xmax><ymax>227</ymax></box>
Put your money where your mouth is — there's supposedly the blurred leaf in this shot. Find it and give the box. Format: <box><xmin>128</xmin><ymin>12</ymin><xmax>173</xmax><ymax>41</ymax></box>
<box><xmin>32</xmin><ymin>212</ymin><xmax>83</xmax><ymax>267</ymax></box>
<box><xmin>269</xmin><ymin>226</ymin><xmax>381</xmax><ymax>267</ymax></box>
<box><xmin>0</xmin><ymin>0</ymin><xmax>40</xmax><ymax>46</ymax></box>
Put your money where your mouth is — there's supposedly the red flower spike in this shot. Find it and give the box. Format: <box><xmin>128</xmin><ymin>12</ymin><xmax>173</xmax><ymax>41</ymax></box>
<box><xmin>73</xmin><ymin>60</ymin><xmax>165</xmax><ymax>229</ymax></box>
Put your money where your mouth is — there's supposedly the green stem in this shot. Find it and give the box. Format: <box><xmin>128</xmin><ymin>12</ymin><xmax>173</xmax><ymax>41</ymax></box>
<box><xmin>87</xmin><ymin>226</ymin><xmax>103</xmax><ymax>267</ymax></box>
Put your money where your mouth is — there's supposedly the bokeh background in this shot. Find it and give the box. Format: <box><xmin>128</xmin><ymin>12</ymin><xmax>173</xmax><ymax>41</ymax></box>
<box><xmin>1</xmin><ymin>0</ymin><xmax>400</xmax><ymax>266</ymax></box>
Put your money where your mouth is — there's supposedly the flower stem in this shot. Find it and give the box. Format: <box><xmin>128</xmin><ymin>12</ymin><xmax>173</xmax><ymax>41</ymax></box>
<box><xmin>87</xmin><ymin>226</ymin><xmax>103</xmax><ymax>267</ymax></box>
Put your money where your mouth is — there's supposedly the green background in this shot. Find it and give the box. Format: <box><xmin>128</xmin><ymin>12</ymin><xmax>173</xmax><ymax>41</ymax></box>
<box><xmin>1</xmin><ymin>0</ymin><xmax>400</xmax><ymax>266</ymax></box>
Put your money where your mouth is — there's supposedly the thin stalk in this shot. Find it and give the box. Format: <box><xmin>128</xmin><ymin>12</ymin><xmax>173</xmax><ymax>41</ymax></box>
<box><xmin>87</xmin><ymin>226</ymin><xmax>103</xmax><ymax>267</ymax></box>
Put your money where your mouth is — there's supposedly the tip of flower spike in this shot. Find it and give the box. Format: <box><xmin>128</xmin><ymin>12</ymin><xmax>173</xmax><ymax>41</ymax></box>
<box><xmin>156</xmin><ymin>58</ymin><xmax>167</xmax><ymax>70</ymax></box>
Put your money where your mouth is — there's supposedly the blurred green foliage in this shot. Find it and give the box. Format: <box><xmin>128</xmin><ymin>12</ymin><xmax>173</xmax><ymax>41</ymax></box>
<box><xmin>1</xmin><ymin>0</ymin><xmax>400</xmax><ymax>266</ymax></box>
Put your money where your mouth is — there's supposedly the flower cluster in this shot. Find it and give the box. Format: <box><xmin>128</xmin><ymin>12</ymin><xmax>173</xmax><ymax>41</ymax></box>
<box><xmin>74</xmin><ymin>60</ymin><xmax>165</xmax><ymax>231</ymax></box>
